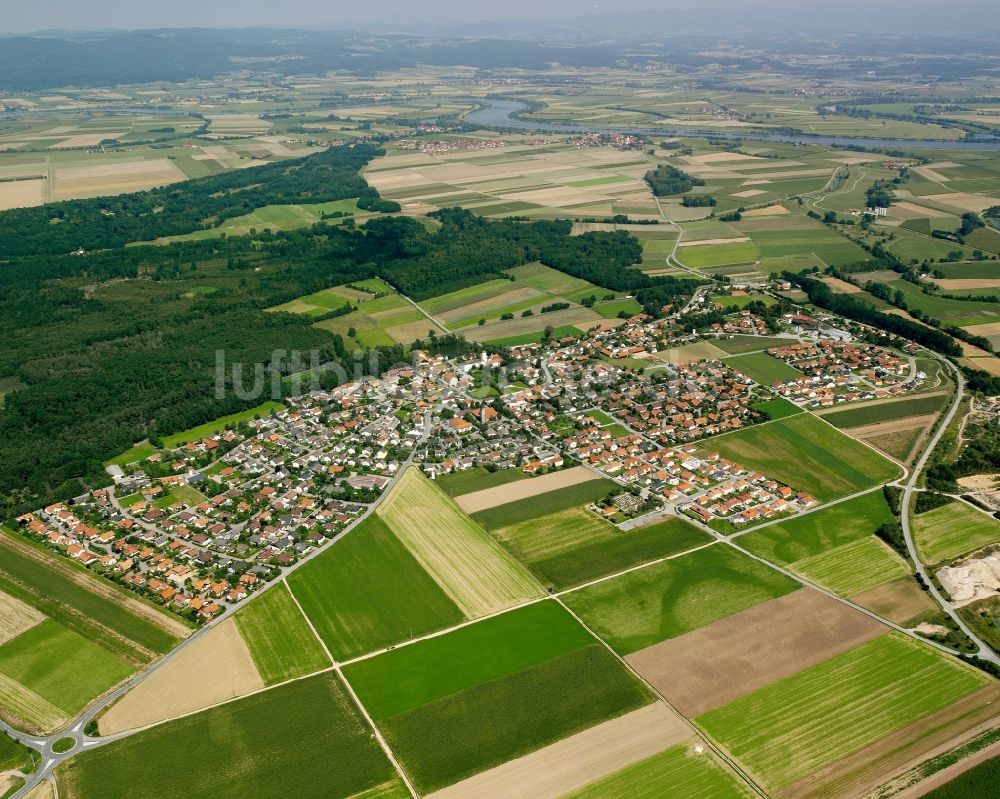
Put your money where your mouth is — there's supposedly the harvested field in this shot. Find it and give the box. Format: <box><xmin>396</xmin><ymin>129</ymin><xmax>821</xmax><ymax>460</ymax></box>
<box><xmin>454</xmin><ymin>466</ymin><xmax>600</xmax><ymax>514</ymax></box>
<box><xmin>679</xmin><ymin>236</ymin><xmax>752</xmax><ymax>247</ymax></box>
<box><xmin>51</xmin><ymin>159</ymin><xmax>186</xmax><ymax>200</ymax></box>
<box><xmin>0</xmin><ymin>590</ymin><xmax>44</xmax><ymax>645</ymax></box>
<box><xmin>463</xmin><ymin>307</ymin><xmax>602</xmax><ymax>343</ymax></box>
<box><xmin>920</xmin><ymin>193</ymin><xmax>998</xmax><ymax>213</ymax></box>
<box><xmin>848</xmin><ymin>577</ymin><xmax>939</xmax><ymax>626</ymax></box>
<box><xmin>0</xmin><ymin>179</ymin><xmax>44</xmax><ymax>210</ymax></box>
<box><xmin>0</xmin><ymin>672</ymin><xmax>66</xmax><ymax>732</ymax></box>
<box><xmin>98</xmin><ymin>619</ymin><xmax>264</xmax><ymax>735</ymax></box>
<box><xmin>626</xmin><ymin>589</ymin><xmax>885</xmax><ymax>717</ymax></box>
<box><xmin>427</xmin><ymin>702</ymin><xmax>690</xmax><ymax>799</ymax></box>
<box><xmin>742</xmin><ymin>204</ymin><xmax>790</xmax><ymax>217</ymax></box>
<box><xmin>822</xmin><ymin>277</ymin><xmax>863</xmax><ymax>293</ymax></box>
<box><xmin>934</xmin><ymin>278</ymin><xmax>1000</xmax><ymax>290</ymax></box>
<box><xmin>777</xmin><ymin>681</ymin><xmax>1000</xmax><ymax>799</ymax></box>
<box><xmin>844</xmin><ymin>414</ymin><xmax>937</xmax><ymax>440</ymax></box>
<box><xmin>378</xmin><ymin>470</ymin><xmax>542</xmax><ymax>618</ymax></box>
<box><xmin>960</xmin><ymin>320</ymin><xmax>1000</xmax><ymax>338</ymax></box>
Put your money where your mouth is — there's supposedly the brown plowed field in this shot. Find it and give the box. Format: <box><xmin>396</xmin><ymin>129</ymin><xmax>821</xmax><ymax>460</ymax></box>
<box><xmin>625</xmin><ymin>589</ymin><xmax>885</xmax><ymax>717</ymax></box>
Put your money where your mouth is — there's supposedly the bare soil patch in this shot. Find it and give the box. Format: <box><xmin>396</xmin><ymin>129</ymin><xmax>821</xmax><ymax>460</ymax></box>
<box><xmin>777</xmin><ymin>682</ymin><xmax>1000</xmax><ymax>799</ymax></box>
<box><xmin>957</xmin><ymin>474</ymin><xmax>1000</xmax><ymax>491</ymax></box>
<box><xmin>0</xmin><ymin>179</ymin><xmax>44</xmax><ymax>210</ymax></box>
<box><xmin>848</xmin><ymin>578</ymin><xmax>939</xmax><ymax>626</ymax></box>
<box><xmin>845</xmin><ymin>414</ymin><xmax>937</xmax><ymax>440</ymax></box>
<box><xmin>742</xmin><ymin>204</ymin><xmax>790</xmax><ymax>217</ymax></box>
<box><xmin>626</xmin><ymin>589</ymin><xmax>885</xmax><ymax>717</ymax></box>
<box><xmin>0</xmin><ymin>589</ymin><xmax>44</xmax><ymax>645</ymax></box>
<box><xmin>427</xmin><ymin>702</ymin><xmax>690</xmax><ymax>799</ymax></box>
<box><xmin>455</xmin><ymin>467</ymin><xmax>601</xmax><ymax>515</ymax></box>
<box><xmin>933</xmin><ymin>278</ymin><xmax>1000</xmax><ymax>290</ymax></box>
<box><xmin>98</xmin><ymin>619</ymin><xmax>263</xmax><ymax>735</ymax></box>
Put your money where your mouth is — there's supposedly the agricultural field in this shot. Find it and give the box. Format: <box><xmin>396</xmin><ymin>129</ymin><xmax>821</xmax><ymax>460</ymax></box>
<box><xmin>0</xmin><ymin>527</ymin><xmax>189</xmax><ymax>731</ymax></box>
<box><xmin>712</xmin><ymin>334</ymin><xmax>798</xmax><ymax>355</ymax></box>
<box><xmin>492</xmin><ymin>509</ymin><xmax>712</xmax><ymax>590</ymax></box>
<box><xmin>57</xmin><ymin>673</ymin><xmax>407</xmax><ymax>799</ymax></box>
<box><xmin>702</xmin><ymin>412</ymin><xmax>901</xmax><ymax>501</ymax></box>
<box><xmin>695</xmin><ymin>634</ymin><xmax>989</xmax><ymax>794</ymax></box>
<box><xmin>344</xmin><ymin>601</ymin><xmax>653</xmax><ymax>794</ymax></box>
<box><xmin>377</xmin><ymin>470</ymin><xmax>543</xmax><ymax>618</ymax></box>
<box><xmin>913</xmin><ymin>501</ymin><xmax>1000</xmax><ymax>564</ymax></box>
<box><xmin>232</xmin><ymin>583</ymin><xmax>331</xmax><ymax>685</ymax></box>
<box><xmin>453</xmin><ymin>466</ymin><xmax>601</xmax><ymax>514</ymax></box>
<box><xmin>818</xmin><ymin>393</ymin><xmax>949</xmax><ymax>428</ymax></box>
<box><xmin>159</xmin><ymin>401</ymin><xmax>285</xmax><ymax>449</ymax></box>
<box><xmin>287</xmin><ymin>513</ymin><xmax>465</xmax><ymax>661</ymax></box>
<box><xmin>471</xmin><ymin>477</ymin><xmax>615</xmax><ymax>531</ymax></box>
<box><xmin>562</xmin><ymin>544</ymin><xmax>799</xmax><ymax>654</ymax></box>
<box><xmin>432</xmin><ymin>467</ymin><xmax>527</xmax><ymax>497</ymax></box>
<box><xmin>313</xmin><ymin>292</ymin><xmax>446</xmax><ymax>348</ymax></box>
<box><xmin>723</xmin><ymin>351</ymin><xmax>804</xmax><ymax>385</ymax></box>
<box><xmin>267</xmin><ymin>282</ymin><xmax>382</xmax><ymax>317</ymax></box>
<box><xmin>367</xmin><ymin>139</ymin><xmax>655</xmax><ymax>220</ymax></box>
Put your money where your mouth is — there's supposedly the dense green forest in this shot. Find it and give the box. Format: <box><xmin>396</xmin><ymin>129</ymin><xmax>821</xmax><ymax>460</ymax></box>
<box><xmin>0</xmin><ymin>186</ymin><xmax>698</xmax><ymax>515</ymax></box>
<box><xmin>643</xmin><ymin>164</ymin><xmax>705</xmax><ymax>196</ymax></box>
<box><xmin>0</xmin><ymin>144</ymin><xmax>382</xmax><ymax>257</ymax></box>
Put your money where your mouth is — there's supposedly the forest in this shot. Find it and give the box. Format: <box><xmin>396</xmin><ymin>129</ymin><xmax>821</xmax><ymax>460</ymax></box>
<box><xmin>643</xmin><ymin>164</ymin><xmax>705</xmax><ymax>196</ymax></box>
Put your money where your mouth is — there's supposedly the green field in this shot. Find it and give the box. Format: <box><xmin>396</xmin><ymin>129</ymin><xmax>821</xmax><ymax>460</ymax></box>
<box><xmin>748</xmin><ymin>227</ymin><xmax>869</xmax><ymax>266</ymax></box>
<box><xmin>562</xmin><ymin>544</ymin><xmax>799</xmax><ymax>654</ymax></box>
<box><xmin>161</xmin><ymin>401</ymin><xmax>285</xmax><ymax>448</ymax></box>
<box><xmin>233</xmin><ymin>583</ymin><xmax>330</xmax><ymax>685</ymax></box>
<box><xmin>288</xmin><ymin>514</ymin><xmax>465</xmax><ymax>661</ymax></box>
<box><xmin>344</xmin><ymin>601</ymin><xmax>593</xmax><ymax>720</ymax></box>
<box><xmin>496</xmin><ymin>510</ymin><xmax>712</xmax><ymax>589</ymax></box>
<box><xmin>820</xmin><ymin>394</ymin><xmax>949</xmax><ymax>429</ymax></box>
<box><xmin>913</xmin><ymin>502</ymin><xmax>1000</xmax><ymax>564</ymax></box>
<box><xmin>103</xmin><ymin>441</ymin><xmax>157</xmax><ymax>467</ymax></box>
<box><xmin>713</xmin><ymin>293</ymin><xmax>778</xmax><ymax>310</ymax></box>
<box><xmin>0</xmin><ymin>528</ymin><xmax>185</xmax><ymax>659</ymax></box>
<box><xmin>924</xmin><ymin>753</ymin><xmax>1000</xmax><ymax>799</ymax></box>
<box><xmin>680</xmin><ymin>241</ymin><xmax>760</xmax><ymax>269</ymax></box>
<box><xmin>724</xmin><ymin>352</ymin><xmax>804</xmax><ymax>385</ymax></box>
<box><xmin>485</xmin><ymin>324</ymin><xmax>583</xmax><ymax>347</ymax></box>
<box><xmin>56</xmin><ymin>673</ymin><xmax>404</xmax><ymax>799</ymax></box>
<box><xmin>712</xmin><ymin>335</ymin><xmax>798</xmax><ymax>355</ymax></box>
<box><xmin>791</xmin><ymin>536</ymin><xmax>910</xmax><ymax>596</ymax></box>
<box><xmin>564</xmin><ymin>745</ymin><xmax>753</xmax><ymax>799</ymax></box>
<box><xmin>0</xmin><ymin>730</ymin><xmax>35</xmax><ymax>773</ymax></box>
<box><xmin>0</xmin><ymin>621</ymin><xmax>132</xmax><ymax>727</ymax></box>
<box><xmin>375</xmin><ymin>644</ymin><xmax>652</xmax><ymax>794</ymax></box>
<box><xmin>887</xmin><ymin>280</ymin><xmax>1000</xmax><ymax>327</ymax></box>
<box><xmin>704</xmin><ymin>413</ymin><xmax>901</xmax><ymax>502</ymax></box>
<box><xmin>696</xmin><ymin>634</ymin><xmax>988</xmax><ymax>792</ymax></box>
<box><xmin>432</xmin><ymin>467</ymin><xmax>527</xmax><ymax>497</ymax></box>
<box><xmin>752</xmin><ymin>398</ymin><xmax>803</xmax><ymax>420</ymax></box>
<box><xmin>739</xmin><ymin>492</ymin><xmax>895</xmax><ymax>565</ymax></box>
<box><xmin>472</xmin><ymin>478</ymin><xmax>614</xmax><ymax>531</ymax></box>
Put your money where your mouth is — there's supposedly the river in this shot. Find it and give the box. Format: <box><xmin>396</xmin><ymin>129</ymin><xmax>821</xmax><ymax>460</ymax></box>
<box><xmin>464</xmin><ymin>99</ymin><xmax>1000</xmax><ymax>152</ymax></box>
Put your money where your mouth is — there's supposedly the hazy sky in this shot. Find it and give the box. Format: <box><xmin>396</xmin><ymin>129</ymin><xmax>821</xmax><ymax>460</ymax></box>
<box><xmin>5</xmin><ymin>0</ymin><xmax>820</xmax><ymax>33</ymax></box>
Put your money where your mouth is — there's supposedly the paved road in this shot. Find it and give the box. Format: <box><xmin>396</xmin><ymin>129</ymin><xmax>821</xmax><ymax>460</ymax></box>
<box><xmin>898</xmin><ymin>361</ymin><xmax>1000</xmax><ymax>665</ymax></box>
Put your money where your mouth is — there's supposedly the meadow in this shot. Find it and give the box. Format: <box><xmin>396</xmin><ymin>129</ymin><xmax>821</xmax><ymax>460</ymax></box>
<box><xmin>314</xmin><ymin>293</ymin><xmax>444</xmax><ymax>348</ymax></box>
<box><xmin>695</xmin><ymin>634</ymin><xmax>988</xmax><ymax>792</ymax></box>
<box><xmin>232</xmin><ymin>583</ymin><xmax>330</xmax><ymax>685</ymax></box>
<box><xmin>913</xmin><ymin>502</ymin><xmax>1000</xmax><ymax>564</ymax></box>
<box><xmin>433</xmin><ymin>467</ymin><xmax>527</xmax><ymax>497</ymax></box>
<box><xmin>160</xmin><ymin>401</ymin><xmax>285</xmax><ymax>448</ymax></box>
<box><xmin>563</xmin><ymin>745</ymin><xmax>753</xmax><ymax>799</ymax></box>
<box><xmin>287</xmin><ymin>514</ymin><xmax>465</xmax><ymax>661</ymax></box>
<box><xmin>712</xmin><ymin>335</ymin><xmax>797</xmax><ymax>355</ymax></box>
<box><xmin>723</xmin><ymin>352</ymin><xmax>804</xmax><ymax>385</ymax></box>
<box><xmin>751</xmin><ymin>397</ymin><xmax>802</xmax><ymax>420</ymax></box>
<box><xmin>56</xmin><ymin>673</ymin><xmax>404</xmax><ymax>799</ymax></box>
<box><xmin>739</xmin><ymin>491</ymin><xmax>895</xmax><ymax>565</ymax></box>
<box><xmin>790</xmin><ymin>536</ymin><xmax>910</xmax><ymax>596</ymax></box>
<box><xmin>562</xmin><ymin>544</ymin><xmax>799</xmax><ymax>654</ymax></box>
<box><xmin>703</xmin><ymin>413</ymin><xmax>901</xmax><ymax>502</ymax></box>
<box><xmin>0</xmin><ymin>730</ymin><xmax>35</xmax><ymax>773</ymax></box>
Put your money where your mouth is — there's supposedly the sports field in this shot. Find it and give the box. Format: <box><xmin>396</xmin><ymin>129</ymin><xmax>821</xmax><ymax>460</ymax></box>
<box><xmin>57</xmin><ymin>673</ymin><xmax>405</xmax><ymax>799</ymax></box>
<box><xmin>696</xmin><ymin>634</ymin><xmax>988</xmax><ymax>792</ymax></box>
<box><xmin>703</xmin><ymin>413</ymin><xmax>901</xmax><ymax>501</ymax></box>
<box><xmin>233</xmin><ymin>583</ymin><xmax>330</xmax><ymax>684</ymax></box>
<box><xmin>288</xmin><ymin>513</ymin><xmax>465</xmax><ymax>661</ymax></box>
<box><xmin>913</xmin><ymin>501</ymin><xmax>1000</xmax><ymax>564</ymax></box>
<box><xmin>378</xmin><ymin>470</ymin><xmax>543</xmax><ymax>617</ymax></box>
<box><xmin>562</xmin><ymin>544</ymin><xmax>799</xmax><ymax>654</ymax></box>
